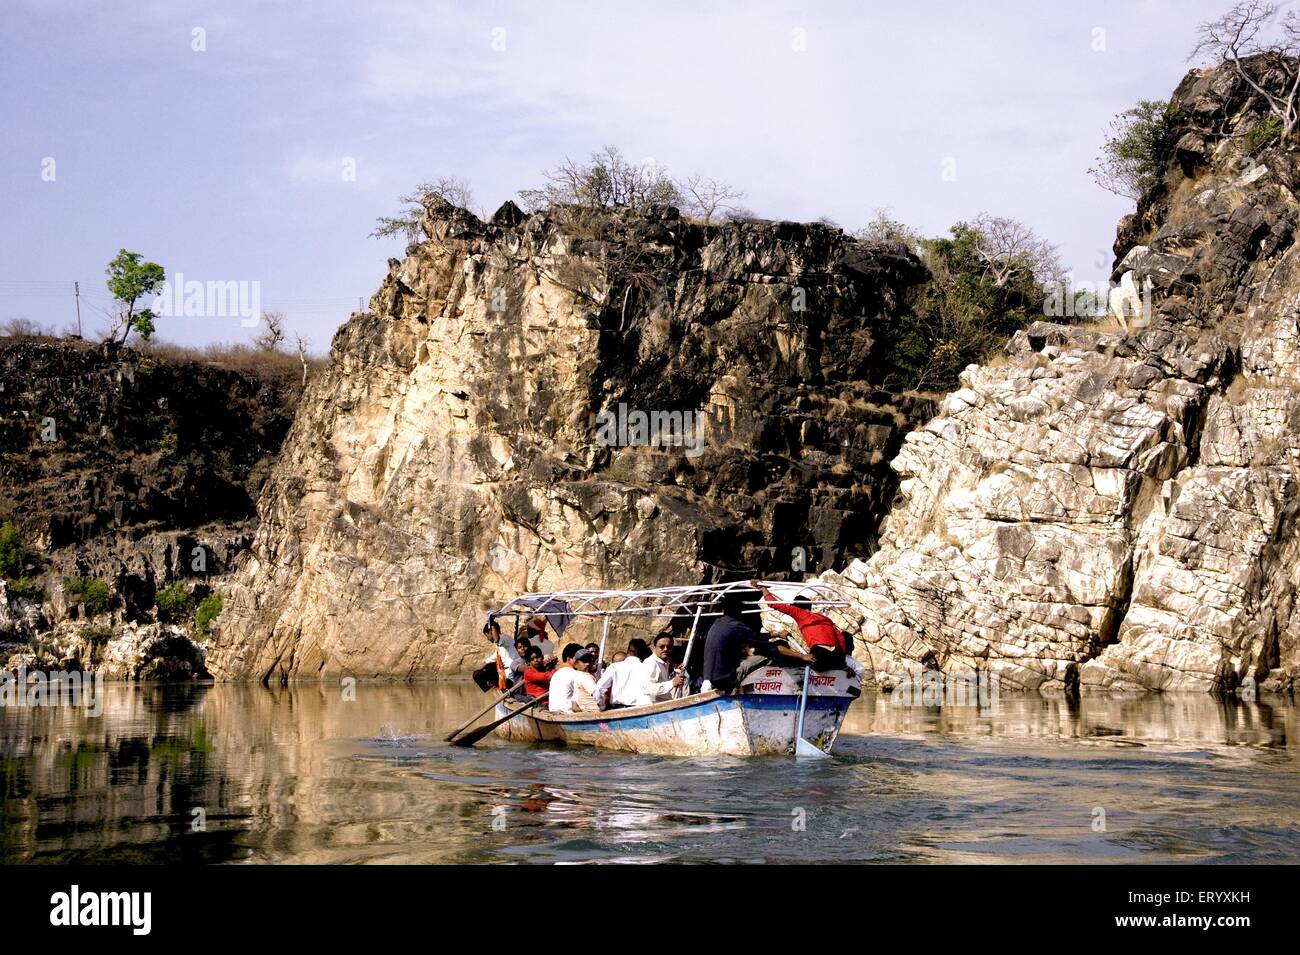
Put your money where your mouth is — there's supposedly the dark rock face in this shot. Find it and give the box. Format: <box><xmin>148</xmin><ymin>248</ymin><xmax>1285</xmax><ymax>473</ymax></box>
<box><xmin>0</xmin><ymin>338</ymin><xmax>295</xmax><ymax>671</ymax></box>
<box><xmin>209</xmin><ymin>206</ymin><xmax>932</xmax><ymax>680</ymax></box>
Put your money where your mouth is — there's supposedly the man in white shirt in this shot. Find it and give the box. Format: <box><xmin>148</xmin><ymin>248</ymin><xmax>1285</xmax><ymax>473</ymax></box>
<box><xmin>482</xmin><ymin>620</ymin><xmax>524</xmax><ymax>689</ymax></box>
<box><xmin>547</xmin><ymin>643</ymin><xmax>583</xmax><ymax>713</ymax></box>
<box><xmin>594</xmin><ymin>639</ymin><xmax>650</xmax><ymax>709</ymax></box>
<box><xmin>637</xmin><ymin>633</ymin><xmax>684</xmax><ymax>706</ymax></box>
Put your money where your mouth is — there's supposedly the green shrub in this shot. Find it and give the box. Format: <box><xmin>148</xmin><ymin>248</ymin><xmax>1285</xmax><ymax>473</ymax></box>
<box><xmin>81</xmin><ymin>624</ymin><xmax>114</xmax><ymax>646</ymax></box>
<box><xmin>157</xmin><ymin>429</ymin><xmax>179</xmax><ymax>458</ymax></box>
<box><xmin>0</xmin><ymin>521</ymin><xmax>25</xmax><ymax>578</ymax></box>
<box><xmin>1089</xmin><ymin>99</ymin><xmax>1179</xmax><ymax>201</ymax></box>
<box><xmin>194</xmin><ymin>593</ymin><xmax>223</xmax><ymax>634</ymax></box>
<box><xmin>6</xmin><ymin>576</ymin><xmax>43</xmax><ymax>601</ymax></box>
<box><xmin>155</xmin><ymin>582</ymin><xmax>194</xmax><ymax>624</ymax></box>
<box><xmin>65</xmin><ymin>576</ymin><xmax>110</xmax><ymax>616</ymax></box>
<box><xmin>1240</xmin><ymin>116</ymin><xmax>1283</xmax><ymax>158</ymax></box>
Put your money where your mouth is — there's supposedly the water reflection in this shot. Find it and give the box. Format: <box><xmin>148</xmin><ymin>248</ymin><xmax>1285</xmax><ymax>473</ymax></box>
<box><xmin>2</xmin><ymin>683</ymin><xmax>1298</xmax><ymax>864</ymax></box>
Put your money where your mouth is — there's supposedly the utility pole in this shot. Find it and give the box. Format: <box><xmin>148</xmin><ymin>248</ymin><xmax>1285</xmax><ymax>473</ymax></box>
<box><xmin>74</xmin><ymin>281</ymin><xmax>82</xmax><ymax>338</ymax></box>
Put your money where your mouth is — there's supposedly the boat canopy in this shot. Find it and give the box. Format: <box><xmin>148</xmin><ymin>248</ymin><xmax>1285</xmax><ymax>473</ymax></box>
<box><xmin>487</xmin><ymin>579</ymin><xmax>849</xmax><ymax>628</ymax></box>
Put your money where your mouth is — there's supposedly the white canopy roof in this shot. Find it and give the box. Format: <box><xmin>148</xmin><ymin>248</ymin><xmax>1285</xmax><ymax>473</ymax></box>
<box><xmin>489</xmin><ymin>579</ymin><xmax>849</xmax><ymax>623</ymax></box>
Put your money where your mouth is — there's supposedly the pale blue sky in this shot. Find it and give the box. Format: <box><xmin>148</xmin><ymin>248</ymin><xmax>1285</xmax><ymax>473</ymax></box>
<box><xmin>1</xmin><ymin>0</ymin><xmax>1228</xmax><ymax>350</ymax></box>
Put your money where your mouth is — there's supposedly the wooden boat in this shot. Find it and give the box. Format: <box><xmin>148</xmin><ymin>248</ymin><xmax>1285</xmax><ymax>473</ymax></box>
<box><xmin>483</xmin><ymin>581</ymin><xmax>861</xmax><ymax>757</ymax></box>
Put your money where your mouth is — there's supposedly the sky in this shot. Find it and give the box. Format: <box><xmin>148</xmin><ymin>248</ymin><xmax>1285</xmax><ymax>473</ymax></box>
<box><xmin>0</xmin><ymin>0</ymin><xmax>1234</xmax><ymax>351</ymax></box>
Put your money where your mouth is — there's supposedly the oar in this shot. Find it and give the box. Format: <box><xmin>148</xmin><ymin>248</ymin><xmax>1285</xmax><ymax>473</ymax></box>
<box><xmin>445</xmin><ymin>678</ymin><xmax>526</xmax><ymax>742</ymax></box>
<box><xmin>451</xmin><ymin>692</ymin><xmax>549</xmax><ymax>748</ymax></box>
<box><xmin>793</xmin><ymin>665</ymin><xmax>830</xmax><ymax>759</ymax></box>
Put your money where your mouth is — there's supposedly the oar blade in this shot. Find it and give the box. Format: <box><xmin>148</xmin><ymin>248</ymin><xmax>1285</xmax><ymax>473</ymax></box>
<box><xmin>795</xmin><ymin>736</ymin><xmax>831</xmax><ymax>759</ymax></box>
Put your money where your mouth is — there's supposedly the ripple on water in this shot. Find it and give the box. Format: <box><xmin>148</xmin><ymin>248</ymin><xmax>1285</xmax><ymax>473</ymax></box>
<box><xmin>3</xmin><ymin>683</ymin><xmax>1300</xmax><ymax>863</ymax></box>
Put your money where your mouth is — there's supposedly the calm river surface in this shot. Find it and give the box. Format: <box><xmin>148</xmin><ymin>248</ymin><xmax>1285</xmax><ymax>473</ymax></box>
<box><xmin>3</xmin><ymin>682</ymin><xmax>1299</xmax><ymax>864</ymax></box>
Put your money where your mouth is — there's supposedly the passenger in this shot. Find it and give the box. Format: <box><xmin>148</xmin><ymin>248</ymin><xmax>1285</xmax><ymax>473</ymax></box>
<box><xmin>527</xmin><ymin>617</ymin><xmax>556</xmax><ymax>659</ymax></box>
<box><xmin>626</xmin><ymin>637</ymin><xmax>651</xmax><ymax>662</ymax></box>
<box><xmin>521</xmin><ymin>646</ymin><xmax>554</xmax><ymax>700</ymax></box>
<box><xmin>701</xmin><ymin>586</ymin><xmax>763</xmax><ymax>694</ymax></box>
<box><xmin>475</xmin><ymin>619</ymin><xmax>523</xmax><ymax>692</ymax></box>
<box><xmin>584</xmin><ymin>642</ymin><xmax>603</xmax><ymax>674</ymax></box>
<box><xmin>546</xmin><ymin>643</ymin><xmax>584</xmax><ymax>713</ymax></box>
<box><xmin>513</xmin><ymin>637</ymin><xmax>534</xmax><ymax>681</ymax></box>
<box><xmin>594</xmin><ymin>639</ymin><xmax>648</xmax><ymax>709</ymax></box>
<box><xmin>755</xmin><ymin>582</ymin><xmax>852</xmax><ymax>672</ymax></box>
<box><xmin>570</xmin><ymin>650</ymin><xmax>601</xmax><ymax>713</ymax></box>
<box><xmin>637</xmin><ymin>632</ymin><xmax>684</xmax><ymax>705</ymax></box>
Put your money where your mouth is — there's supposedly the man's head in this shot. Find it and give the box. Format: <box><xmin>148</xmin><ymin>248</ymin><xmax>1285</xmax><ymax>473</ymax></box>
<box><xmin>652</xmin><ymin>632</ymin><xmax>674</xmax><ymax>660</ymax></box>
<box><xmin>626</xmin><ymin>638</ymin><xmax>650</xmax><ymax>661</ymax></box>
<box><xmin>527</xmin><ymin>617</ymin><xmax>548</xmax><ymax>637</ymax></box>
<box><xmin>585</xmin><ymin>642</ymin><xmax>600</xmax><ymax>659</ymax></box>
<box><xmin>483</xmin><ymin>618</ymin><xmax>502</xmax><ymax>642</ymax></box>
<box><xmin>574</xmin><ymin>649</ymin><xmax>597</xmax><ymax>672</ymax></box>
<box><xmin>561</xmin><ymin>642</ymin><xmax>582</xmax><ymax>664</ymax></box>
<box><xmin>612</xmin><ymin>651</ymin><xmax>627</xmax><ymax>663</ymax></box>
<box><xmin>525</xmin><ymin>646</ymin><xmax>545</xmax><ymax>667</ymax></box>
<box><xmin>514</xmin><ymin>637</ymin><xmax>532</xmax><ymax>657</ymax></box>
<box><xmin>717</xmin><ymin>586</ymin><xmax>758</xmax><ymax>618</ymax></box>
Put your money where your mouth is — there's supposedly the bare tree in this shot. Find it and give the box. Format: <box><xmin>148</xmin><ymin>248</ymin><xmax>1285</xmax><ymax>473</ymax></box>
<box><xmin>681</xmin><ymin>174</ymin><xmax>745</xmax><ymax>223</ymax></box>
<box><xmin>968</xmin><ymin>213</ymin><xmax>1064</xmax><ymax>287</ymax></box>
<box><xmin>1191</xmin><ymin>1</ymin><xmax>1300</xmax><ymax>138</ymax></box>
<box><xmin>253</xmin><ymin>309</ymin><xmax>285</xmax><ymax>351</ymax></box>
<box><xmin>294</xmin><ymin>332</ymin><xmax>311</xmax><ymax>387</ymax></box>
<box><xmin>518</xmin><ymin>146</ymin><xmax>681</xmax><ymax>213</ymax></box>
<box><xmin>854</xmin><ymin>209</ymin><xmax>925</xmax><ymax>253</ymax></box>
<box><xmin>370</xmin><ymin>177</ymin><xmax>476</xmax><ymax>242</ymax></box>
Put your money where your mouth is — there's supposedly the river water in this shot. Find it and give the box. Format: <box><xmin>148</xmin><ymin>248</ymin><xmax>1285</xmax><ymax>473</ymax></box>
<box><xmin>2</xmin><ymin>681</ymin><xmax>1298</xmax><ymax>864</ymax></box>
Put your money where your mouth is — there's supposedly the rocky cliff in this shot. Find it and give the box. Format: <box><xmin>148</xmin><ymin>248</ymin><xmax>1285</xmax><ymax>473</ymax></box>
<box><xmin>208</xmin><ymin>203</ymin><xmax>933</xmax><ymax>680</ymax></box>
<box><xmin>0</xmin><ymin>338</ymin><xmax>298</xmax><ymax>676</ymax></box>
<box><xmin>822</xmin><ymin>62</ymin><xmax>1300</xmax><ymax>695</ymax></box>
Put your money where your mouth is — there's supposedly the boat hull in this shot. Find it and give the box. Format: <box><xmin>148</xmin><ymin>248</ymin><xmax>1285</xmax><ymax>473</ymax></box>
<box><xmin>493</xmin><ymin>690</ymin><xmax>852</xmax><ymax>757</ymax></box>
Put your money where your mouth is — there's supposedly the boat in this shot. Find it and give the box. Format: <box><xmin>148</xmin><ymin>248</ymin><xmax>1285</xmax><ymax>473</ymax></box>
<box><xmin>482</xmin><ymin>580</ymin><xmax>861</xmax><ymax>757</ymax></box>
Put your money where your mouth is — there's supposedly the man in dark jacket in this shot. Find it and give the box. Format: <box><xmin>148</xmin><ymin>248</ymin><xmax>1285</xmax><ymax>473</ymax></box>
<box><xmin>702</xmin><ymin>587</ymin><xmax>765</xmax><ymax>693</ymax></box>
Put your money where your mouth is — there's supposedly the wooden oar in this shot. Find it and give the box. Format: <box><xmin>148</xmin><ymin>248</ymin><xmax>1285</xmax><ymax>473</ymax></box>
<box><xmin>445</xmin><ymin>678</ymin><xmax>526</xmax><ymax>742</ymax></box>
<box><xmin>451</xmin><ymin>692</ymin><xmax>548</xmax><ymax>748</ymax></box>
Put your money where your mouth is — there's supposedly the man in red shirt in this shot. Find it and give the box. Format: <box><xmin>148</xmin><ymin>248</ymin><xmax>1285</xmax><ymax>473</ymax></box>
<box><xmin>754</xmin><ymin>581</ymin><xmax>850</xmax><ymax>672</ymax></box>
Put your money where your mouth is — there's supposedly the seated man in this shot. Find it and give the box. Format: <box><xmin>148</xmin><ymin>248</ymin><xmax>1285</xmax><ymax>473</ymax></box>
<box><xmin>637</xmin><ymin>632</ymin><xmax>684</xmax><ymax>705</ymax></box>
<box><xmin>570</xmin><ymin>650</ymin><xmax>601</xmax><ymax>713</ymax></box>
<box><xmin>546</xmin><ymin>643</ymin><xmax>583</xmax><ymax>713</ymax></box>
<box><xmin>594</xmin><ymin>640</ymin><xmax>646</xmax><ymax>709</ymax></box>
<box><xmin>701</xmin><ymin>587</ymin><xmax>765</xmax><ymax>693</ymax></box>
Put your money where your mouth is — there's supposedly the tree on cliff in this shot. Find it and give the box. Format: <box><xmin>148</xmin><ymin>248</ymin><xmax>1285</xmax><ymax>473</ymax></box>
<box><xmin>518</xmin><ymin>146</ymin><xmax>682</xmax><ymax>213</ymax></box>
<box><xmin>104</xmin><ymin>249</ymin><xmax>166</xmax><ymax>346</ymax></box>
<box><xmin>1192</xmin><ymin>0</ymin><xmax>1300</xmax><ymax>138</ymax></box>
<box><xmin>875</xmin><ymin>216</ymin><xmax>1059</xmax><ymax>391</ymax></box>
<box><xmin>680</xmin><ymin>174</ymin><xmax>746</xmax><ymax>224</ymax></box>
<box><xmin>370</xmin><ymin>177</ymin><xmax>476</xmax><ymax>243</ymax></box>
<box><xmin>1088</xmin><ymin>99</ymin><xmax>1178</xmax><ymax>201</ymax></box>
